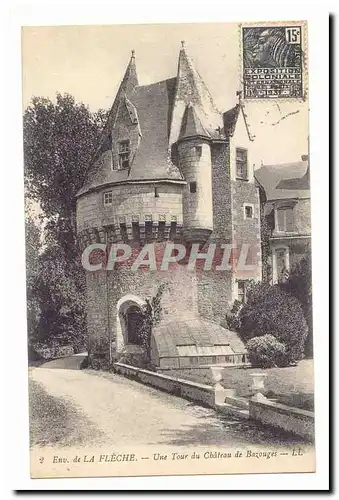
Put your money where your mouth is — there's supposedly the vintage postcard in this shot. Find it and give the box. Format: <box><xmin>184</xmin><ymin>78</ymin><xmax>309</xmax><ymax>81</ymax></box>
<box><xmin>23</xmin><ymin>21</ymin><xmax>315</xmax><ymax>479</ymax></box>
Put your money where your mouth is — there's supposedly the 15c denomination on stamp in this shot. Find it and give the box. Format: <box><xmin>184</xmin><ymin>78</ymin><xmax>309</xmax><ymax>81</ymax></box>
<box><xmin>242</xmin><ymin>24</ymin><xmax>305</xmax><ymax>99</ymax></box>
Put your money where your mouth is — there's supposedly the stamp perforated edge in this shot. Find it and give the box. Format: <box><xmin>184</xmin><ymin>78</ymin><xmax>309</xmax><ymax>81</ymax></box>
<box><xmin>238</xmin><ymin>20</ymin><xmax>308</xmax><ymax>103</ymax></box>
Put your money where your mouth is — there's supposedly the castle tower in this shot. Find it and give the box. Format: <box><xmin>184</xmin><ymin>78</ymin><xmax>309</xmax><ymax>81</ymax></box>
<box><xmin>177</xmin><ymin>104</ymin><xmax>213</xmax><ymax>243</ymax></box>
<box><xmin>76</xmin><ymin>45</ymin><xmax>257</xmax><ymax>369</ymax></box>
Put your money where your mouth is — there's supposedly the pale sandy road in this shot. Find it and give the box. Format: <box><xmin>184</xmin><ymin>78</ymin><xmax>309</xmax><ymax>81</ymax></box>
<box><xmin>29</xmin><ymin>356</ymin><xmax>306</xmax><ymax>449</ymax></box>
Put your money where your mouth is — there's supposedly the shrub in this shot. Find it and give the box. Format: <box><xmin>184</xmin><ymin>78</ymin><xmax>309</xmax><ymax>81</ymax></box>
<box><xmin>79</xmin><ymin>357</ymin><xmax>89</xmax><ymax>370</ymax></box>
<box><xmin>246</xmin><ymin>335</ymin><xmax>287</xmax><ymax>368</ymax></box>
<box><xmin>225</xmin><ymin>299</ymin><xmax>243</xmax><ymax>331</ymax></box>
<box><xmin>118</xmin><ymin>351</ymin><xmax>148</xmax><ymax>369</ymax></box>
<box><xmin>280</xmin><ymin>249</ymin><xmax>313</xmax><ymax>357</ymax></box>
<box><xmin>238</xmin><ymin>282</ymin><xmax>308</xmax><ymax>365</ymax></box>
<box><xmin>30</xmin><ymin>341</ymin><xmax>74</xmax><ymax>360</ymax></box>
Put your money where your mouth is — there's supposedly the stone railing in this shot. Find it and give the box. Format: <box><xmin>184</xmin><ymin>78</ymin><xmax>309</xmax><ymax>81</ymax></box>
<box><xmin>249</xmin><ymin>393</ymin><xmax>314</xmax><ymax>441</ymax></box>
<box><xmin>113</xmin><ymin>362</ymin><xmax>215</xmax><ymax>407</ymax></box>
<box><xmin>113</xmin><ymin>363</ymin><xmax>315</xmax><ymax>441</ymax></box>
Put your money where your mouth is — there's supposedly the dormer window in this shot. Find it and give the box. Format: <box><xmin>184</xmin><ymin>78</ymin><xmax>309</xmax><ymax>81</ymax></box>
<box><xmin>118</xmin><ymin>140</ymin><xmax>130</xmax><ymax>169</ymax></box>
<box><xmin>276</xmin><ymin>206</ymin><xmax>294</xmax><ymax>232</ymax></box>
<box><xmin>236</xmin><ymin>148</ymin><xmax>248</xmax><ymax>180</ymax></box>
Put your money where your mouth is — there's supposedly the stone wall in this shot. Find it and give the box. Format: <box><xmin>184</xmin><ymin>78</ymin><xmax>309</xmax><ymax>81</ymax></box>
<box><xmin>196</xmin><ymin>269</ymin><xmax>233</xmax><ymax>322</ymax></box>
<box><xmin>293</xmin><ymin>198</ymin><xmax>311</xmax><ymax>234</ymax></box>
<box><xmin>77</xmin><ymin>182</ymin><xmax>183</xmax><ymax>233</ymax></box>
<box><xmin>85</xmin><ymin>258</ymin><xmax>198</xmax><ymax>355</ymax></box>
<box><xmin>249</xmin><ymin>398</ymin><xmax>314</xmax><ymax>441</ymax></box>
<box><xmin>210</xmin><ymin>141</ymin><xmax>233</xmax><ymax>242</ymax></box>
<box><xmin>113</xmin><ymin>362</ymin><xmax>215</xmax><ymax>407</ymax></box>
<box><xmin>231</xmin><ymin>179</ymin><xmax>262</xmax><ymax>281</ymax></box>
<box><xmin>85</xmin><ymin>270</ymin><xmax>109</xmax><ymax>353</ymax></box>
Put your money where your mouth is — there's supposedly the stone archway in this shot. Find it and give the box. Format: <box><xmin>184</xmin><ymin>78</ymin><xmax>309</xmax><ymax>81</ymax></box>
<box><xmin>116</xmin><ymin>294</ymin><xmax>146</xmax><ymax>353</ymax></box>
<box><xmin>125</xmin><ymin>305</ymin><xmax>144</xmax><ymax>345</ymax></box>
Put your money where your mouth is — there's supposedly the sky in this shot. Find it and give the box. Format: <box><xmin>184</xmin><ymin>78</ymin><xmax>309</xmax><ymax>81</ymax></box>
<box><xmin>21</xmin><ymin>23</ymin><xmax>309</xmax><ymax>167</ymax></box>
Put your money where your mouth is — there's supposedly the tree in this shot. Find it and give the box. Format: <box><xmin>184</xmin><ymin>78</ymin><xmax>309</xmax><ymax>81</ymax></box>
<box><xmin>238</xmin><ymin>281</ymin><xmax>308</xmax><ymax>365</ymax></box>
<box><xmin>246</xmin><ymin>335</ymin><xmax>287</xmax><ymax>368</ymax></box>
<box><xmin>23</xmin><ymin>93</ymin><xmax>107</xmax><ymax>351</ymax></box>
<box><xmin>25</xmin><ymin>205</ymin><xmax>41</xmax><ymax>346</ymax></box>
<box><xmin>280</xmin><ymin>249</ymin><xmax>313</xmax><ymax>357</ymax></box>
<box><xmin>24</xmin><ymin>93</ymin><xmax>106</xmax><ymax>255</ymax></box>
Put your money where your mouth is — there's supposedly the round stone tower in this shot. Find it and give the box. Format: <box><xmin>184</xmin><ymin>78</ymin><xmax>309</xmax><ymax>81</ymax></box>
<box><xmin>76</xmin><ymin>45</ymin><xmax>249</xmax><ymax>369</ymax></box>
<box><xmin>177</xmin><ymin>104</ymin><xmax>214</xmax><ymax>243</ymax></box>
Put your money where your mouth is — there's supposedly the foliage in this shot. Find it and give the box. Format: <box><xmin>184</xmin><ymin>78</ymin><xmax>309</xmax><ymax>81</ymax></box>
<box><xmin>25</xmin><ymin>207</ymin><xmax>41</xmax><ymax>348</ymax></box>
<box><xmin>225</xmin><ymin>299</ymin><xmax>243</xmax><ymax>331</ymax></box>
<box><xmin>260</xmin><ymin>203</ymin><xmax>274</xmax><ymax>283</ymax></box>
<box><xmin>246</xmin><ymin>335</ymin><xmax>287</xmax><ymax>368</ymax></box>
<box><xmin>23</xmin><ymin>94</ymin><xmax>107</xmax><ymax>353</ymax></box>
<box><xmin>238</xmin><ymin>281</ymin><xmax>308</xmax><ymax>365</ymax></box>
<box><xmin>280</xmin><ymin>249</ymin><xmax>313</xmax><ymax>357</ymax></box>
<box><xmin>32</xmin><ymin>342</ymin><xmax>74</xmax><ymax>360</ymax></box>
<box><xmin>29</xmin><ymin>244</ymin><xmax>87</xmax><ymax>352</ymax></box>
<box><xmin>117</xmin><ymin>352</ymin><xmax>148</xmax><ymax>370</ymax></box>
<box><xmin>79</xmin><ymin>357</ymin><xmax>89</xmax><ymax>370</ymax></box>
<box><xmin>139</xmin><ymin>283</ymin><xmax>167</xmax><ymax>364</ymax></box>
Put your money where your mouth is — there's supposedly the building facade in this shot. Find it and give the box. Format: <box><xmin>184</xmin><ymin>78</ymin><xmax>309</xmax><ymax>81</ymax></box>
<box><xmin>255</xmin><ymin>156</ymin><xmax>311</xmax><ymax>284</ymax></box>
<box><xmin>76</xmin><ymin>44</ymin><xmax>262</xmax><ymax>369</ymax></box>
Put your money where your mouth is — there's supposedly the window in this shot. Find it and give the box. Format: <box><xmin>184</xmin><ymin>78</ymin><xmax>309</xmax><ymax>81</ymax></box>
<box><xmin>103</xmin><ymin>191</ymin><xmax>113</xmax><ymax>206</ymax></box>
<box><xmin>236</xmin><ymin>148</ymin><xmax>248</xmax><ymax>180</ymax></box>
<box><xmin>118</xmin><ymin>140</ymin><xmax>130</xmax><ymax>169</ymax></box>
<box><xmin>195</xmin><ymin>145</ymin><xmax>202</xmax><ymax>158</ymax></box>
<box><xmin>275</xmin><ymin>247</ymin><xmax>289</xmax><ymax>282</ymax></box>
<box><xmin>276</xmin><ymin>207</ymin><xmax>294</xmax><ymax>232</ymax></box>
<box><xmin>145</xmin><ymin>221</ymin><xmax>153</xmax><ymax>241</ymax></box>
<box><xmin>190</xmin><ymin>181</ymin><xmax>197</xmax><ymax>193</ymax></box>
<box><xmin>154</xmin><ymin>187</ymin><xmax>159</xmax><ymax>198</ymax></box>
<box><xmin>244</xmin><ymin>204</ymin><xmax>254</xmax><ymax>219</ymax></box>
<box><xmin>169</xmin><ymin>221</ymin><xmax>177</xmax><ymax>240</ymax></box>
<box><xmin>120</xmin><ymin>223</ymin><xmax>128</xmax><ymax>242</ymax></box>
<box><xmin>237</xmin><ymin>279</ymin><xmax>248</xmax><ymax>303</ymax></box>
<box><xmin>132</xmin><ymin>222</ymin><xmax>140</xmax><ymax>240</ymax></box>
<box><xmin>158</xmin><ymin>221</ymin><xmax>165</xmax><ymax>240</ymax></box>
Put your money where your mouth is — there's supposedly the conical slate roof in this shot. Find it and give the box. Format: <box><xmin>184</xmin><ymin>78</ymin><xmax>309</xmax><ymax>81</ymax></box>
<box><xmin>78</xmin><ymin>45</ymin><xmax>229</xmax><ymax>197</ymax></box>
<box><xmin>179</xmin><ymin>103</ymin><xmax>210</xmax><ymax>141</ymax></box>
<box><xmin>168</xmin><ymin>42</ymin><xmax>223</xmax><ymax>145</ymax></box>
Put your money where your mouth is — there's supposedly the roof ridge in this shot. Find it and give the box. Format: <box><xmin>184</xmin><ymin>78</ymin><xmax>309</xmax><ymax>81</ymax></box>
<box><xmin>133</xmin><ymin>76</ymin><xmax>177</xmax><ymax>90</ymax></box>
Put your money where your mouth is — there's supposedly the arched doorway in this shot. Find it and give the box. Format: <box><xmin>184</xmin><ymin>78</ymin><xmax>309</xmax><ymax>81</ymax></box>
<box><xmin>125</xmin><ymin>304</ymin><xmax>144</xmax><ymax>345</ymax></box>
<box><xmin>116</xmin><ymin>294</ymin><xmax>147</xmax><ymax>352</ymax></box>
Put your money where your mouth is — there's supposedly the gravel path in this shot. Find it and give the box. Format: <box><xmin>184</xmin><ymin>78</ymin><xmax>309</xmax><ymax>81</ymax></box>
<box><xmin>29</xmin><ymin>356</ymin><xmax>307</xmax><ymax>449</ymax></box>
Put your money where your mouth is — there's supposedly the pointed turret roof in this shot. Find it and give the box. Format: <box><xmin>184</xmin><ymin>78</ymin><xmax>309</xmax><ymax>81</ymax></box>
<box><xmin>78</xmin><ymin>44</ymin><xmax>227</xmax><ymax>196</ymax></box>
<box><xmin>93</xmin><ymin>51</ymin><xmax>139</xmax><ymax>159</ymax></box>
<box><xmin>119</xmin><ymin>49</ymin><xmax>139</xmax><ymax>95</ymax></box>
<box><xmin>179</xmin><ymin>103</ymin><xmax>210</xmax><ymax>141</ymax></box>
<box><xmin>169</xmin><ymin>42</ymin><xmax>223</xmax><ymax>145</ymax></box>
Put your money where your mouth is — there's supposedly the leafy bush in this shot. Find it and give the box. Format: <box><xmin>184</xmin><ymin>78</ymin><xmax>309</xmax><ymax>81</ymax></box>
<box><xmin>246</xmin><ymin>335</ymin><xmax>287</xmax><ymax>368</ymax></box>
<box><xmin>280</xmin><ymin>249</ymin><xmax>313</xmax><ymax>357</ymax></box>
<box><xmin>30</xmin><ymin>341</ymin><xmax>74</xmax><ymax>360</ymax></box>
<box><xmin>238</xmin><ymin>282</ymin><xmax>308</xmax><ymax>365</ymax></box>
<box><xmin>79</xmin><ymin>357</ymin><xmax>89</xmax><ymax>370</ymax></box>
<box><xmin>118</xmin><ymin>351</ymin><xmax>148</xmax><ymax>369</ymax></box>
<box><xmin>225</xmin><ymin>299</ymin><xmax>243</xmax><ymax>331</ymax></box>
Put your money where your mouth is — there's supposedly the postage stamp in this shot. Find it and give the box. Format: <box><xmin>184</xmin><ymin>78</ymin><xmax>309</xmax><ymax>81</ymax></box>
<box><xmin>242</xmin><ymin>24</ymin><xmax>305</xmax><ymax>99</ymax></box>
